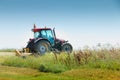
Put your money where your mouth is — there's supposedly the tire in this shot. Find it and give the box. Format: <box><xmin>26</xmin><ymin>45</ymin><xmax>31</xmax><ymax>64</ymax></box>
<box><xmin>62</xmin><ymin>43</ymin><xmax>73</xmax><ymax>53</ymax></box>
<box><xmin>35</xmin><ymin>40</ymin><xmax>51</xmax><ymax>55</ymax></box>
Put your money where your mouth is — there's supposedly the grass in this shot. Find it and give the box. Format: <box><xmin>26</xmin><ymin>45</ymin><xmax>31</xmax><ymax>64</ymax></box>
<box><xmin>1</xmin><ymin>47</ymin><xmax>120</xmax><ymax>72</ymax></box>
<box><xmin>1</xmin><ymin>53</ymin><xmax>68</xmax><ymax>73</ymax></box>
<box><xmin>0</xmin><ymin>65</ymin><xmax>120</xmax><ymax>80</ymax></box>
<box><xmin>0</xmin><ymin>49</ymin><xmax>15</xmax><ymax>52</ymax></box>
<box><xmin>0</xmin><ymin>45</ymin><xmax>120</xmax><ymax>80</ymax></box>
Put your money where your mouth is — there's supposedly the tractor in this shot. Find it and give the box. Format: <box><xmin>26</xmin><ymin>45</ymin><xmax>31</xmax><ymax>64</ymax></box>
<box><xmin>25</xmin><ymin>24</ymin><xmax>73</xmax><ymax>55</ymax></box>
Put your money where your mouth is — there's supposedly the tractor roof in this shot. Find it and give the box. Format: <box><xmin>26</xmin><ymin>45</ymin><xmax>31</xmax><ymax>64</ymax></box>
<box><xmin>32</xmin><ymin>28</ymin><xmax>52</xmax><ymax>32</ymax></box>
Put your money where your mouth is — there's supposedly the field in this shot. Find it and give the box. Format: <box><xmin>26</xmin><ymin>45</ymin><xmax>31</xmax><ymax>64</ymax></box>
<box><xmin>0</xmin><ymin>65</ymin><xmax>120</xmax><ymax>80</ymax></box>
<box><xmin>0</xmin><ymin>46</ymin><xmax>120</xmax><ymax>80</ymax></box>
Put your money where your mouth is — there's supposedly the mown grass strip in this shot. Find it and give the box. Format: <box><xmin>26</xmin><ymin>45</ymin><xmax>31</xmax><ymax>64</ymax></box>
<box><xmin>0</xmin><ymin>65</ymin><xmax>120</xmax><ymax>80</ymax></box>
<box><xmin>0</xmin><ymin>49</ymin><xmax>15</xmax><ymax>52</ymax></box>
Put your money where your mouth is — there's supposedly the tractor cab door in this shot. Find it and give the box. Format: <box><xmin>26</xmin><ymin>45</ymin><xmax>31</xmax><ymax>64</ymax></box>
<box><xmin>40</xmin><ymin>30</ymin><xmax>55</xmax><ymax>46</ymax></box>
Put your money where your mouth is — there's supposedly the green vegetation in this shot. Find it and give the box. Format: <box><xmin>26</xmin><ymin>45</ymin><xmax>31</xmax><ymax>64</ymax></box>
<box><xmin>0</xmin><ymin>48</ymin><xmax>15</xmax><ymax>52</ymax></box>
<box><xmin>1</xmin><ymin>54</ymin><xmax>68</xmax><ymax>73</ymax></box>
<box><xmin>0</xmin><ymin>45</ymin><xmax>120</xmax><ymax>80</ymax></box>
<box><xmin>1</xmin><ymin>47</ymin><xmax>120</xmax><ymax>72</ymax></box>
<box><xmin>0</xmin><ymin>65</ymin><xmax>120</xmax><ymax>80</ymax></box>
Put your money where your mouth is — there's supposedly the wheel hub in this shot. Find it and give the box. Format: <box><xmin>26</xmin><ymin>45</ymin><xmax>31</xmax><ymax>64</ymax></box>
<box><xmin>65</xmin><ymin>46</ymin><xmax>70</xmax><ymax>51</ymax></box>
<box><xmin>39</xmin><ymin>45</ymin><xmax>46</xmax><ymax>53</ymax></box>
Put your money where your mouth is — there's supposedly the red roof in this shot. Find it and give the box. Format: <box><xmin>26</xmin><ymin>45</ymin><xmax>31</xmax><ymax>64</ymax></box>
<box><xmin>32</xmin><ymin>28</ymin><xmax>52</xmax><ymax>32</ymax></box>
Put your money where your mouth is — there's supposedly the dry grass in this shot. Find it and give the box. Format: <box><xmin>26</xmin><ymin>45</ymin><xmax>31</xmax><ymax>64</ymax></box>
<box><xmin>62</xmin><ymin>69</ymin><xmax>120</xmax><ymax>80</ymax></box>
<box><xmin>0</xmin><ymin>65</ymin><xmax>40</xmax><ymax>76</ymax></box>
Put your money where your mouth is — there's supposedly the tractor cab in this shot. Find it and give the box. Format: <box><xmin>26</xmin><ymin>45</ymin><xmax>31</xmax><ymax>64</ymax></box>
<box><xmin>32</xmin><ymin>28</ymin><xmax>55</xmax><ymax>46</ymax></box>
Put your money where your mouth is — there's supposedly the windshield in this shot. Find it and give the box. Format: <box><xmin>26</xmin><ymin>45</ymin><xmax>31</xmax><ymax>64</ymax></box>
<box><xmin>34</xmin><ymin>32</ymin><xmax>40</xmax><ymax>38</ymax></box>
<box><xmin>41</xmin><ymin>30</ymin><xmax>54</xmax><ymax>38</ymax></box>
<box><xmin>34</xmin><ymin>30</ymin><xmax>54</xmax><ymax>38</ymax></box>
<box><xmin>34</xmin><ymin>30</ymin><xmax>55</xmax><ymax>45</ymax></box>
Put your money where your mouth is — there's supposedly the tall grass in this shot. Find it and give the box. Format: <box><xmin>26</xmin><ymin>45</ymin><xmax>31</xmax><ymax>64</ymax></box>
<box><xmin>1</xmin><ymin>45</ymin><xmax>120</xmax><ymax>73</ymax></box>
<box><xmin>1</xmin><ymin>53</ymin><xmax>68</xmax><ymax>73</ymax></box>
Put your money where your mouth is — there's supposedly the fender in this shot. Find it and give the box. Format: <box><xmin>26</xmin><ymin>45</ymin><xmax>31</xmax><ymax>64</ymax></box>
<box><xmin>34</xmin><ymin>38</ymin><xmax>43</xmax><ymax>43</ymax></box>
<box><xmin>61</xmin><ymin>42</ymin><xmax>73</xmax><ymax>49</ymax></box>
<box><xmin>34</xmin><ymin>38</ymin><xmax>51</xmax><ymax>45</ymax></box>
<box><xmin>61</xmin><ymin>42</ymin><xmax>70</xmax><ymax>47</ymax></box>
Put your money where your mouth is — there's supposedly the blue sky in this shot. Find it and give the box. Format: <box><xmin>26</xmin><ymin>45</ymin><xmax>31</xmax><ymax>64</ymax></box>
<box><xmin>0</xmin><ymin>0</ymin><xmax>120</xmax><ymax>49</ymax></box>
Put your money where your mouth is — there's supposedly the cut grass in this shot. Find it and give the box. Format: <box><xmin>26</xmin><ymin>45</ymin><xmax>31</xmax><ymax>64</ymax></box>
<box><xmin>0</xmin><ymin>65</ymin><xmax>120</xmax><ymax>80</ymax></box>
<box><xmin>0</xmin><ymin>49</ymin><xmax>15</xmax><ymax>52</ymax></box>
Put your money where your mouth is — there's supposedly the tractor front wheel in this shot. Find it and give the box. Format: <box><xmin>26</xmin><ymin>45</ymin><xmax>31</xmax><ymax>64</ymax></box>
<box><xmin>62</xmin><ymin>43</ymin><xmax>73</xmax><ymax>53</ymax></box>
<box><xmin>35</xmin><ymin>41</ymin><xmax>50</xmax><ymax>55</ymax></box>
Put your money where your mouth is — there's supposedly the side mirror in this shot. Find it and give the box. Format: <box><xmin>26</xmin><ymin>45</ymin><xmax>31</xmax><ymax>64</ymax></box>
<box><xmin>53</xmin><ymin>27</ymin><xmax>55</xmax><ymax>30</ymax></box>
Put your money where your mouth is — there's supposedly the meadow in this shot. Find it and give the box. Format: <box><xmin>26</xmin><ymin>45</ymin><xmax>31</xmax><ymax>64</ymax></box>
<box><xmin>0</xmin><ymin>44</ymin><xmax>120</xmax><ymax>80</ymax></box>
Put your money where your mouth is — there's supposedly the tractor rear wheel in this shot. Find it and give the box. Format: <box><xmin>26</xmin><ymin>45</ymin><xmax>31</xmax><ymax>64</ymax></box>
<box><xmin>62</xmin><ymin>43</ymin><xmax>73</xmax><ymax>53</ymax></box>
<box><xmin>35</xmin><ymin>41</ymin><xmax>51</xmax><ymax>55</ymax></box>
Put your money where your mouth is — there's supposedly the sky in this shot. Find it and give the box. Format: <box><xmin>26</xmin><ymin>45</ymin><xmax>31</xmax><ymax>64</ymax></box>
<box><xmin>0</xmin><ymin>0</ymin><xmax>120</xmax><ymax>49</ymax></box>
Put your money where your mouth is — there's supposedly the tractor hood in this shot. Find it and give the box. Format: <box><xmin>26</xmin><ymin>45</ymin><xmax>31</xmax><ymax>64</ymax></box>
<box><xmin>56</xmin><ymin>38</ymin><xmax>67</xmax><ymax>43</ymax></box>
<box><xmin>27</xmin><ymin>38</ymin><xmax>34</xmax><ymax>43</ymax></box>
